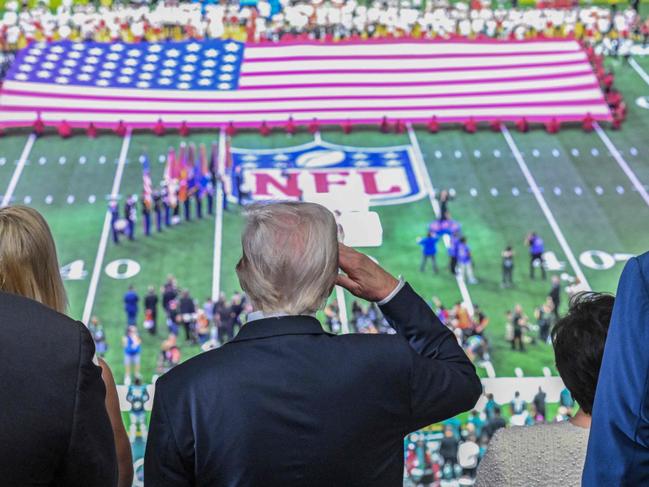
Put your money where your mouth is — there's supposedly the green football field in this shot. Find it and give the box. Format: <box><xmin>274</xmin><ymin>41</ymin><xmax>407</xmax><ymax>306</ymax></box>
<box><xmin>1</xmin><ymin>55</ymin><xmax>648</xmax><ymax>387</ymax></box>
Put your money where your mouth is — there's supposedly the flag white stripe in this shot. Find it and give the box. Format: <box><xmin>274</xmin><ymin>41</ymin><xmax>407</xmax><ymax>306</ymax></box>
<box><xmin>238</xmin><ymin>64</ymin><xmax>593</xmax><ymax>86</ymax></box>
<box><xmin>0</xmin><ymin>39</ymin><xmax>609</xmax><ymax>125</ymax></box>
<box><xmin>1</xmin><ymin>74</ymin><xmax>599</xmax><ymax>99</ymax></box>
<box><xmin>239</xmin><ymin>53</ymin><xmax>587</xmax><ymax>73</ymax></box>
<box><xmin>243</xmin><ymin>41</ymin><xmax>582</xmax><ymax>58</ymax></box>
<box><xmin>0</xmin><ymin>89</ymin><xmax>605</xmax><ymax>112</ymax></box>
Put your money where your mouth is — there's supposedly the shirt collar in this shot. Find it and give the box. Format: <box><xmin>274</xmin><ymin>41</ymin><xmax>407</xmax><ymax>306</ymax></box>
<box><xmin>229</xmin><ymin>315</ymin><xmax>330</xmax><ymax>344</ymax></box>
<box><xmin>247</xmin><ymin>310</ymin><xmax>316</xmax><ymax>323</ymax></box>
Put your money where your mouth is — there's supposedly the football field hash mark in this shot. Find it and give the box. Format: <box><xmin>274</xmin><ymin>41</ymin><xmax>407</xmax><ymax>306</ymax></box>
<box><xmin>594</xmin><ymin>123</ymin><xmax>649</xmax><ymax>209</ymax></box>
<box><xmin>501</xmin><ymin>125</ymin><xmax>591</xmax><ymax>290</ymax></box>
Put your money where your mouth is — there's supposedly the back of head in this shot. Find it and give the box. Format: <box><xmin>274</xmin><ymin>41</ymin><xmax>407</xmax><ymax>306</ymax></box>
<box><xmin>551</xmin><ymin>291</ymin><xmax>614</xmax><ymax>414</ymax></box>
<box><xmin>236</xmin><ymin>202</ymin><xmax>338</xmax><ymax>315</ymax></box>
<box><xmin>0</xmin><ymin>206</ymin><xmax>67</xmax><ymax>313</ymax></box>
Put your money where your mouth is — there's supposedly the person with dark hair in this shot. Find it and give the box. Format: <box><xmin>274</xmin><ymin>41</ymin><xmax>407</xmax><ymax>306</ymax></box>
<box><xmin>475</xmin><ymin>291</ymin><xmax>614</xmax><ymax>486</ymax></box>
<box><xmin>525</xmin><ymin>232</ymin><xmax>546</xmax><ymax>280</ymax></box>
<box><xmin>501</xmin><ymin>245</ymin><xmax>514</xmax><ymax>287</ymax></box>
<box><xmin>439</xmin><ymin>427</ymin><xmax>459</xmax><ymax>473</ymax></box>
<box><xmin>124</xmin><ymin>285</ymin><xmax>139</xmax><ymax>327</ymax></box>
<box><xmin>417</xmin><ymin>231</ymin><xmax>439</xmax><ymax>274</ymax></box>
<box><xmin>484</xmin><ymin>406</ymin><xmax>506</xmax><ymax>439</ymax></box>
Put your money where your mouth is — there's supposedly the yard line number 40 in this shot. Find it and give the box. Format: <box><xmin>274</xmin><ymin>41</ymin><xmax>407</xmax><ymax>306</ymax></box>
<box><xmin>60</xmin><ymin>258</ymin><xmax>141</xmax><ymax>281</ymax></box>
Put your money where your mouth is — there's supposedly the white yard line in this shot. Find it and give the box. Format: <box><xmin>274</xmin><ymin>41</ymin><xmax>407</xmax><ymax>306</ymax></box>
<box><xmin>630</xmin><ymin>58</ymin><xmax>649</xmax><ymax>87</ymax></box>
<box><xmin>1</xmin><ymin>133</ymin><xmax>36</xmax><ymax>207</ymax></box>
<box><xmin>594</xmin><ymin>123</ymin><xmax>649</xmax><ymax>208</ymax></box>
<box><xmin>501</xmin><ymin>126</ymin><xmax>591</xmax><ymax>290</ymax></box>
<box><xmin>406</xmin><ymin>123</ymin><xmax>475</xmax><ymax>316</ymax></box>
<box><xmin>81</xmin><ymin>129</ymin><xmax>131</xmax><ymax>324</ymax></box>
<box><xmin>211</xmin><ymin>128</ymin><xmax>226</xmax><ymax>301</ymax></box>
<box><xmin>407</xmin><ymin>124</ymin><xmax>496</xmax><ymax>379</ymax></box>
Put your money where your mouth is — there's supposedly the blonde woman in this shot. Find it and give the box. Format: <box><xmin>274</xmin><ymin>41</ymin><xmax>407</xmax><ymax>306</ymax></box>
<box><xmin>0</xmin><ymin>206</ymin><xmax>133</xmax><ymax>487</ymax></box>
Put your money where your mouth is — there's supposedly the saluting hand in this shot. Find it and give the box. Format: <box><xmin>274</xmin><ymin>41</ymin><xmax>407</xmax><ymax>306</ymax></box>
<box><xmin>336</xmin><ymin>243</ymin><xmax>399</xmax><ymax>303</ymax></box>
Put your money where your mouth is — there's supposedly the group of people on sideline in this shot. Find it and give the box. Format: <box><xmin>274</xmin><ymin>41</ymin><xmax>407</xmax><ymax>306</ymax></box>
<box><xmin>1</xmin><ymin>201</ymin><xmax>648</xmax><ymax>486</ymax></box>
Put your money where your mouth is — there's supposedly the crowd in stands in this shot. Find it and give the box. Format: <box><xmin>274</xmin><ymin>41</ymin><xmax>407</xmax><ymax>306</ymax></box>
<box><xmin>403</xmin><ymin>384</ymin><xmax>578</xmax><ymax>485</ymax></box>
<box><xmin>1</xmin><ymin>0</ymin><xmax>648</xmax><ymax>53</ymax></box>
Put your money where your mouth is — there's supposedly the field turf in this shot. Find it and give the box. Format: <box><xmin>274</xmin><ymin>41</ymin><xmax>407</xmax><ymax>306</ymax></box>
<box><xmin>1</xmin><ymin>57</ymin><xmax>648</xmax><ymax>387</ymax></box>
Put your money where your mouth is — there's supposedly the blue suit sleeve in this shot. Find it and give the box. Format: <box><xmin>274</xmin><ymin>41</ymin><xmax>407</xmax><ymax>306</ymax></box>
<box><xmin>583</xmin><ymin>252</ymin><xmax>649</xmax><ymax>486</ymax></box>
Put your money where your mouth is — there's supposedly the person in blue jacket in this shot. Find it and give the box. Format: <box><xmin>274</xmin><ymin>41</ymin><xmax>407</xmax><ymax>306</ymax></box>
<box><xmin>124</xmin><ymin>285</ymin><xmax>140</xmax><ymax>327</ymax></box>
<box><xmin>583</xmin><ymin>251</ymin><xmax>649</xmax><ymax>486</ymax></box>
<box><xmin>418</xmin><ymin>231</ymin><xmax>439</xmax><ymax>274</ymax></box>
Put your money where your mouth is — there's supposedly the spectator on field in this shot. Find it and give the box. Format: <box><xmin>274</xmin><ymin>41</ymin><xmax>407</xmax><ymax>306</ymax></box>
<box><xmin>472</xmin><ymin>304</ymin><xmax>489</xmax><ymax>335</ymax></box>
<box><xmin>0</xmin><ymin>205</ymin><xmax>131</xmax><ymax>487</ymax></box>
<box><xmin>484</xmin><ymin>406</ymin><xmax>506</xmax><ymax>440</ymax></box>
<box><xmin>196</xmin><ymin>309</ymin><xmax>211</xmax><ymax>344</ymax></box>
<box><xmin>511</xmin><ymin>304</ymin><xmax>527</xmax><ymax>352</ymax></box>
<box><xmin>418</xmin><ymin>231</ymin><xmax>439</xmax><ymax>274</ymax></box>
<box><xmin>89</xmin><ymin>315</ymin><xmax>108</xmax><ymax>358</ymax></box>
<box><xmin>438</xmin><ymin>189</ymin><xmax>453</xmax><ymax>220</ymax></box>
<box><xmin>179</xmin><ymin>290</ymin><xmax>197</xmax><ymax>343</ymax></box>
<box><xmin>405</xmin><ymin>440</ymin><xmax>437</xmax><ymax>485</ymax></box>
<box><xmin>167</xmin><ymin>299</ymin><xmax>180</xmax><ymax>336</ymax></box>
<box><xmin>439</xmin><ymin>427</ymin><xmax>460</xmax><ymax>473</ymax></box>
<box><xmin>468</xmin><ymin>410</ymin><xmax>485</xmax><ymax>439</ymax></box>
<box><xmin>510</xmin><ymin>391</ymin><xmax>526</xmax><ymax>416</ymax></box>
<box><xmin>124</xmin><ymin>284</ymin><xmax>139</xmax><ymax>327</ymax></box>
<box><xmin>549</xmin><ymin>275</ymin><xmax>561</xmax><ymax>319</ymax></box>
<box><xmin>448</xmin><ymin>231</ymin><xmax>460</xmax><ymax>275</ymax></box>
<box><xmin>157</xmin><ymin>335</ymin><xmax>182</xmax><ymax>374</ymax></box>
<box><xmin>476</xmin><ymin>292</ymin><xmax>614</xmax><ymax>486</ymax></box>
<box><xmin>123</xmin><ymin>325</ymin><xmax>142</xmax><ymax>384</ymax></box>
<box><xmin>533</xmin><ymin>387</ymin><xmax>547</xmax><ymax>421</ymax></box>
<box><xmin>525</xmin><ymin>232</ymin><xmax>546</xmax><ymax>280</ymax></box>
<box><xmin>501</xmin><ymin>245</ymin><xmax>514</xmax><ymax>288</ymax></box>
<box><xmin>535</xmin><ymin>297</ymin><xmax>556</xmax><ymax>343</ymax></box>
<box><xmin>127</xmin><ymin>377</ymin><xmax>150</xmax><ymax>443</ymax></box>
<box><xmin>144</xmin><ymin>285</ymin><xmax>158</xmax><ymax>335</ymax></box>
<box><xmin>560</xmin><ymin>387</ymin><xmax>576</xmax><ymax>413</ymax></box>
<box><xmin>144</xmin><ymin>201</ymin><xmax>481</xmax><ymax>486</ymax></box>
<box><xmin>456</xmin><ymin>236</ymin><xmax>478</xmax><ymax>284</ymax></box>
<box><xmin>458</xmin><ymin>434</ymin><xmax>480</xmax><ymax>479</ymax></box>
<box><xmin>162</xmin><ymin>275</ymin><xmax>178</xmax><ymax>313</ymax></box>
<box><xmin>583</xmin><ymin>253</ymin><xmax>649</xmax><ymax>485</ymax></box>
<box><xmin>484</xmin><ymin>393</ymin><xmax>497</xmax><ymax>422</ymax></box>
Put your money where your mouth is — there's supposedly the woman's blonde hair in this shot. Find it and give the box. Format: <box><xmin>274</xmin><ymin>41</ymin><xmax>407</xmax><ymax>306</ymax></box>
<box><xmin>0</xmin><ymin>206</ymin><xmax>67</xmax><ymax>313</ymax></box>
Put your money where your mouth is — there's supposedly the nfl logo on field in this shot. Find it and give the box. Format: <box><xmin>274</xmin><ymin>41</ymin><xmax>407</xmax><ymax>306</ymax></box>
<box><xmin>230</xmin><ymin>141</ymin><xmax>424</xmax><ymax>206</ymax></box>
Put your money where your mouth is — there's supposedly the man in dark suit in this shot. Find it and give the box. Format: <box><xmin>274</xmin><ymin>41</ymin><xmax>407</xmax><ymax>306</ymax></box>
<box><xmin>145</xmin><ymin>201</ymin><xmax>482</xmax><ymax>487</ymax></box>
<box><xmin>0</xmin><ymin>292</ymin><xmax>117</xmax><ymax>486</ymax></box>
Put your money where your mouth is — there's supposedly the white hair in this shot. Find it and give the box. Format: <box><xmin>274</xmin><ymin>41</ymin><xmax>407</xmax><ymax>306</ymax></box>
<box><xmin>236</xmin><ymin>201</ymin><xmax>338</xmax><ymax>315</ymax></box>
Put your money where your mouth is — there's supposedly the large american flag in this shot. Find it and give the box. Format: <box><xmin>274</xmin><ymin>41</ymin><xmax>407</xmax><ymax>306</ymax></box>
<box><xmin>0</xmin><ymin>38</ymin><xmax>611</xmax><ymax>128</ymax></box>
